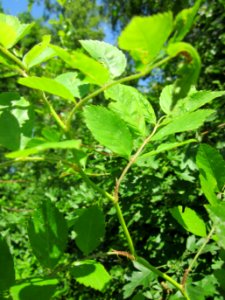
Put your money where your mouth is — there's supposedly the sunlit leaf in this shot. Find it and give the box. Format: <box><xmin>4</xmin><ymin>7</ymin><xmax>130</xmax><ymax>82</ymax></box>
<box><xmin>207</xmin><ymin>203</ymin><xmax>225</xmax><ymax>249</ymax></box>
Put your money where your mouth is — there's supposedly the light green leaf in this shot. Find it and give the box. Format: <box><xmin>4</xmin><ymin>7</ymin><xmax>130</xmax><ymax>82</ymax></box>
<box><xmin>28</xmin><ymin>199</ymin><xmax>68</xmax><ymax>269</ymax></box>
<box><xmin>123</xmin><ymin>259</ymin><xmax>156</xmax><ymax>299</ymax></box>
<box><xmin>84</xmin><ymin>105</ymin><xmax>133</xmax><ymax>158</ymax></box>
<box><xmin>152</xmin><ymin>109</ymin><xmax>214</xmax><ymax>141</ymax></box>
<box><xmin>80</xmin><ymin>40</ymin><xmax>127</xmax><ymax>78</ymax></box>
<box><xmin>105</xmin><ymin>84</ymin><xmax>156</xmax><ymax>136</ymax></box>
<box><xmin>207</xmin><ymin>203</ymin><xmax>225</xmax><ymax>249</ymax></box>
<box><xmin>55</xmin><ymin>72</ymin><xmax>89</xmax><ymax>98</ymax></box>
<box><xmin>167</xmin><ymin>42</ymin><xmax>201</xmax><ymax>101</ymax></box>
<box><xmin>170</xmin><ymin>206</ymin><xmax>207</xmax><ymax>236</ymax></box>
<box><xmin>171</xmin><ymin>0</ymin><xmax>203</xmax><ymax>43</ymax></box>
<box><xmin>118</xmin><ymin>12</ymin><xmax>173</xmax><ymax>64</ymax></box>
<box><xmin>73</xmin><ymin>207</ymin><xmax>105</xmax><ymax>255</ymax></box>
<box><xmin>0</xmin><ymin>13</ymin><xmax>33</xmax><ymax>49</ymax></box>
<box><xmin>71</xmin><ymin>260</ymin><xmax>111</xmax><ymax>292</ymax></box>
<box><xmin>173</xmin><ymin>90</ymin><xmax>225</xmax><ymax>116</ymax></box>
<box><xmin>159</xmin><ymin>84</ymin><xmax>174</xmax><ymax>114</ymax></box>
<box><xmin>10</xmin><ymin>278</ymin><xmax>58</xmax><ymax>300</ymax></box>
<box><xmin>137</xmin><ymin>139</ymin><xmax>196</xmax><ymax>163</ymax></box>
<box><xmin>0</xmin><ymin>110</ymin><xmax>20</xmax><ymax>150</ymax></box>
<box><xmin>0</xmin><ymin>237</ymin><xmax>15</xmax><ymax>291</ymax></box>
<box><xmin>18</xmin><ymin>76</ymin><xmax>75</xmax><ymax>102</ymax></box>
<box><xmin>196</xmin><ymin>144</ymin><xmax>225</xmax><ymax>205</ymax></box>
<box><xmin>23</xmin><ymin>36</ymin><xmax>55</xmax><ymax>69</ymax></box>
<box><xmin>6</xmin><ymin>140</ymin><xmax>81</xmax><ymax>158</ymax></box>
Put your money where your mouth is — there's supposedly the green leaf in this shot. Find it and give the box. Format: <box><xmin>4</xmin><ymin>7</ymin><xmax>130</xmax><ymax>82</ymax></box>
<box><xmin>171</xmin><ymin>0</ymin><xmax>203</xmax><ymax>43</ymax></box>
<box><xmin>6</xmin><ymin>140</ymin><xmax>81</xmax><ymax>158</ymax></box>
<box><xmin>173</xmin><ymin>90</ymin><xmax>225</xmax><ymax>116</ymax></box>
<box><xmin>80</xmin><ymin>40</ymin><xmax>127</xmax><ymax>78</ymax></box>
<box><xmin>159</xmin><ymin>84</ymin><xmax>174</xmax><ymax>114</ymax></box>
<box><xmin>137</xmin><ymin>139</ymin><xmax>196</xmax><ymax>163</ymax></box>
<box><xmin>10</xmin><ymin>278</ymin><xmax>58</xmax><ymax>300</ymax></box>
<box><xmin>0</xmin><ymin>110</ymin><xmax>20</xmax><ymax>150</ymax></box>
<box><xmin>151</xmin><ymin>109</ymin><xmax>214</xmax><ymax>141</ymax></box>
<box><xmin>55</xmin><ymin>72</ymin><xmax>89</xmax><ymax>98</ymax></box>
<box><xmin>105</xmin><ymin>84</ymin><xmax>156</xmax><ymax>136</ymax></box>
<box><xmin>118</xmin><ymin>12</ymin><xmax>173</xmax><ymax>64</ymax></box>
<box><xmin>28</xmin><ymin>199</ymin><xmax>68</xmax><ymax>268</ymax></box>
<box><xmin>18</xmin><ymin>76</ymin><xmax>75</xmax><ymax>102</ymax></box>
<box><xmin>0</xmin><ymin>237</ymin><xmax>15</xmax><ymax>291</ymax></box>
<box><xmin>196</xmin><ymin>144</ymin><xmax>225</xmax><ymax>205</ymax></box>
<box><xmin>123</xmin><ymin>260</ymin><xmax>156</xmax><ymax>299</ymax></box>
<box><xmin>84</xmin><ymin>105</ymin><xmax>133</xmax><ymax>158</ymax></box>
<box><xmin>170</xmin><ymin>206</ymin><xmax>207</xmax><ymax>236</ymax></box>
<box><xmin>23</xmin><ymin>36</ymin><xmax>55</xmax><ymax>69</ymax></box>
<box><xmin>167</xmin><ymin>42</ymin><xmax>201</xmax><ymax>101</ymax></box>
<box><xmin>0</xmin><ymin>14</ymin><xmax>33</xmax><ymax>49</ymax></box>
<box><xmin>51</xmin><ymin>45</ymin><xmax>110</xmax><ymax>86</ymax></box>
<box><xmin>73</xmin><ymin>207</ymin><xmax>105</xmax><ymax>255</ymax></box>
<box><xmin>70</xmin><ymin>260</ymin><xmax>111</xmax><ymax>292</ymax></box>
<box><xmin>186</xmin><ymin>283</ymin><xmax>205</xmax><ymax>300</ymax></box>
<box><xmin>207</xmin><ymin>203</ymin><xmax>225</xmax><ymax>250</ymax></box>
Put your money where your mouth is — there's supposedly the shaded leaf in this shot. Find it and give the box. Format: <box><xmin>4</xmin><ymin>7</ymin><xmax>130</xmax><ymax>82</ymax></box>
<box><xmin>6</xmin><ymin>140</ymin><xmax>81</xmax><ymax>158</ymax></box>
<box><xmin>10</xmin><ymin>278</ymin><xmax>58</xmax><ymax>300</ymax></box>
<box><xmin>70</xmin><ymin>260</ymin><xmax>111</xmax><ymax>292</ymax></box>
<box><xmin>80</xmin><ymin>40</ymin><xmax>127</xmax><ymax>78</ymax></box>
<box><xmin>0</xmin><ymin>237</ymin><xmax>15</xmax><ymax>291</ymax></box>
<box><xmin>152</xmin><ymin>109</ymin><xmax>214</xmax><ymax>141</ymax></box>
<box><xmin>18</xmin><ymin>76</ymin><xmax>75</xmax><ymax>102</ymax></box>
<box><xmin>170</xmin><ymin>206</ymin><xmax>207</xmax><ymax>236</ymax></box>
<box><xmin>28</xmin><ymin>199</ymin><xmax>68</xmax><ymax>268</ymax></box>
<box><xmin>73</xmin><ymin>207</ymin><xmax>105</xmax><ymax>255</ymax></box>
<box><xmin>0</xmin><ymin>110</ymin><xmax>20</xmax><ymax>150</ymax></box>
<box><xmin>119</xmin><ymin>12</ymin><xmax>173</xmax><ymax>64</ymax></box>
<box><xmin>84</xmin><ymin>105</ymin><xmax>133</xmax><ymax>158</ymax></box>
<box><xmin>207</xmin><ymin>203</ymin><xmax>225</xmax><ymax>249</ymax></box>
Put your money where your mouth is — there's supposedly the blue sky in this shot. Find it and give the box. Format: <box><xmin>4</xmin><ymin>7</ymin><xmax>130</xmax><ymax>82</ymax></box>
<box><xmin>2</xmin><ymin>0</ymin><xmax>45</xmax><ymax>18</ymax></box>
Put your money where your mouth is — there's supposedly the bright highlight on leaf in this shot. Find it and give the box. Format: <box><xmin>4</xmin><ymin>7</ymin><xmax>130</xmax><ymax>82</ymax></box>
<box><xmin>80</xmin><ymin>40</ymin><xmax>127</xmax><ymax>78</ymax></box>
<box><xmin>71</xmin><ymin>260</ymin><xmax>111</xmax><ymax>292</ymax></box>
<box><xmin>170</xmin><ymin>206</ymin><xmax>207</xmax><ymax>236</ymax></box>
<box><xmin>118</xmin><ymin>12</ymin><xmax>173</xmax><ymax>64</ymax></box>
<box><xmin>84</xmin><ymin>105</ymin><xmax>133</xmax><ymax>158</ymax></box>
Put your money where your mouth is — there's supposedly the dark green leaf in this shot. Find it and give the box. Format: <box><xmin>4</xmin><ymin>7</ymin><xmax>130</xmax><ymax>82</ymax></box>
<box><xmin>28</xmin><ymin>199</ymin><xmax>68</xmax><ymax>269</ymax></box>
<box><xmin>70</xmin><ymin>260</ymin><xmax>111</xmax><ymax>292</ymax></box>
<box><xmin>0</xmin><ymin>110</ymin><xmax>20</xmax><ymax>150</ymax></box>
<box><xmin>73</xmin><ymin>207</ymin><xmax>105</xmax><ymax>255</ymax></box>
<box><xmin>0</xmin><ymin>237</ymin><xmax>15</xmax><ymax>291</ymax></box>
<box><xmin>84</xmin><ymin>105</ymin><xmax>133</xmax><ymax>158</ymax></box>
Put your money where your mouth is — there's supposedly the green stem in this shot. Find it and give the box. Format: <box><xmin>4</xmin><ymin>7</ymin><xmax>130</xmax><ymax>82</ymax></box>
<box><xmin>137</xmin><ymin>257</ymin><xmax>190</xmax><ymax>300</ymax></box>
<box><xmin>66</xmin><ymin>56</ymin><xmax>172</xmax><ymax>129</ymax></box>
<box><xmin>0</xmin><ymin>45</ymin><xmax>28</xmax><ymax>75</ymax></box>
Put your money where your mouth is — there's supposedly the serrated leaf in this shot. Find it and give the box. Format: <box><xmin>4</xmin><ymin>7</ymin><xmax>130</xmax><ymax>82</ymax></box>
<box><xmin>0</xmin><ymin>110</ymin><xmax>20</xmax><ymax>150</ymax></box>
<box><xmin>0</xmin><ymin>237</ymin><xmax>15</xmax><ymax>291</ymax></box>
<box><xmin>0</xmin><ymin>13</ymin><xmax>33</xmax><ymax>49</ymax></box>
<box><xmin>18</xmin><ymin>76</ymin><xmax>75</xmax><ymax>102</ymax></box>
<box><xmin>10</xmin><ymin>278</ymin><xmax>58</xmax><ymax>300</ymax></box>
<box><xmin>80</xmin><ymin>40</ymin><xmax>127</xmax><ymax>78</ymax></box>
<box><xmin>118</xmin><ymin>12</ymin><xmax>173</xmax><ymax>64</ymax></box>
<box><xmin>70</xmin><ymin>260</ymin><xmax>111</xmax><ymax>292</ymax></box>
<box><xmin>152</xmin><ymin>109</ymin><xmax>214</xmax><ymax>141</ymax></box>
<box><xmin>170</xmin><ymin>206</ymin><xmax>206</xmax><ymax>236</ymax></box>
<box><xmin>28</xmin><ymin>199</ymin><xmax>68</xmax><ymax>269</ymax></box>
<box><xmin>84</xmin><ymin>105</ymin><xmax>133</xmax><ymax>158</ymax></box>
<box><xmin>196</xmin><ymin>144</ymin><xmax>225</xmax><ymax>205</ymax></box>
<box><xmin>105</xmin><ymin>84</ymin><xmax>156</xmax><ymax>136</ymax></box>
<box><xmin>23</xmin><ymin>36</ymin><xmax>55</xmax><ymax>69</ymax></box>
<box><xmin>73</xmin><ymin>207</ymin><xmax>105</xmax><ymax>255</ymax></box>
<box><xmin>6</xmin><ymin>140</ymin><xmax>81</xmax><ymax>158</ymax></box>
<box><xmin>123</xmin><ymin>260</ymin><xmax>156</xmax><ymax>299</ymax></box>
<box><xmin>173</xmin><ymin>90</ymin><xmax>225</xmax><ymax>116</ymax></box>
<box><xmin>167</xmin><ymin>42</ymin><xmax>201</xmax><ymax>101</ymax></box>
<box><xmin>55</xmin><ymin>72</ymin><xmax>89</xmax><ymax>98</ymax></box>
<box><xmin>171</xmin><ymin>0</ymin><xmax>202</xmax><ymax>43</ymax></box>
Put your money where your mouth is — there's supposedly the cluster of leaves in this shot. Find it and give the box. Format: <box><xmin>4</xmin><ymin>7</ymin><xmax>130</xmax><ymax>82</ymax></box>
<box><xmin>0</xmin><ymin>2</ymin><xmax>225</xmax><ymax>300</ymax></box>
